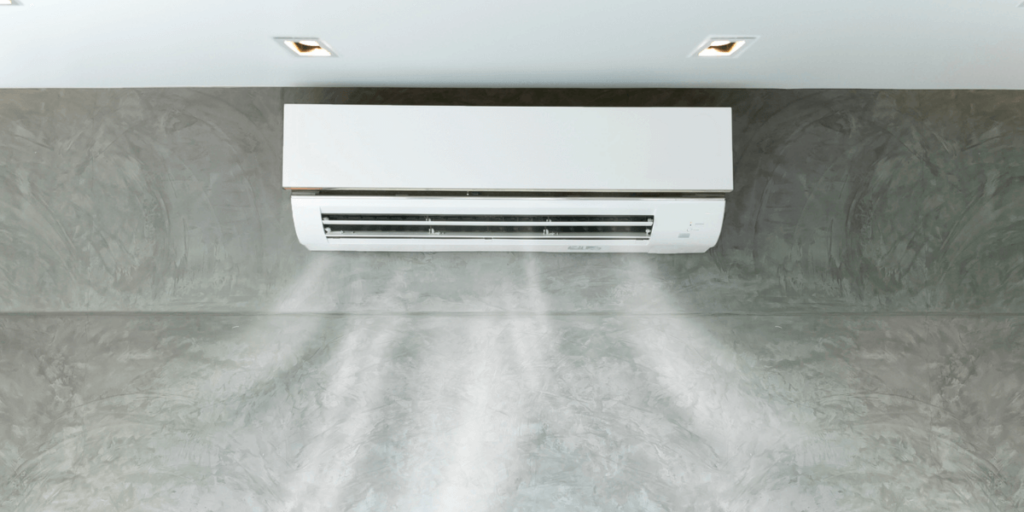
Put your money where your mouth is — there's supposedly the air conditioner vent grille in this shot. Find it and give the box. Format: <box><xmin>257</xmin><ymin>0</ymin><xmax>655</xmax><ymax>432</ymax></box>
<box><xmin>321</xmin><ymin>213</ymin><xmax>653</xmax><ymax>240</ymax></box>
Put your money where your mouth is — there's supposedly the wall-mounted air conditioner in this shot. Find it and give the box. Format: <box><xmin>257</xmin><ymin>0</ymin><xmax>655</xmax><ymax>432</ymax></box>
<box><xmin>283</xmin><ymin>104</ymin><xmax>732</xmax><ymax>253</ymax></box>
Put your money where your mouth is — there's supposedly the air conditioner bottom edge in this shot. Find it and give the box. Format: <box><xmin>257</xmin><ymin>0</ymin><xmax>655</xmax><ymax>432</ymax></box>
<box><xmin>291</xmin><ymin>195</ymin><xmax>725</xmax><ymax>254</ymax></box>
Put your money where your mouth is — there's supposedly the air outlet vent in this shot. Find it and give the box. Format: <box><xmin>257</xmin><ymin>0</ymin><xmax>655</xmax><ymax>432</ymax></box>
<box><xmin>321</xmin><ymin>214</ymin><xmax>654</xmax><ymax>240</ymax></box>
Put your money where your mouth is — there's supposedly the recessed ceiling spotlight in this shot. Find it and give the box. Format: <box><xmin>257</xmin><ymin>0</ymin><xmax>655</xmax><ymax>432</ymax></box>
<box><xmin>276</xmin><ymin>38</ymin><xmax>335</xmax><ymax>57</ymax></box>
<box><xmin>693</xmin><ymin>37</ymin><xmax>757</xmax><ymax>58</ymax></box>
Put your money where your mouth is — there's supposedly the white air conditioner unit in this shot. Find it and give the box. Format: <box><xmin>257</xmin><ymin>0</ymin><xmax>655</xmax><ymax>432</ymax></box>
<box><xmin>283</xmin><ymin>104</ymin><xmax>732</xmax><ymax>253</ymax></box>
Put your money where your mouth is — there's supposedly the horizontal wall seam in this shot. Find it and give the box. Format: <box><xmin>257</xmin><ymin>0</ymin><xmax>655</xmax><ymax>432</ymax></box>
<box><xmin>1</xmin><ymin>311</ymin><xmax>1023</xmax><ymax>318</ymax></box>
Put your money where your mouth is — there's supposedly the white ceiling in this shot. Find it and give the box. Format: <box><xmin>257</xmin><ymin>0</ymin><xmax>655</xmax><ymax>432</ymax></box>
<box><xmin>2</xmin><ymin>0</ymin><xmax>1024</xmax><ymax>89</ymax></box>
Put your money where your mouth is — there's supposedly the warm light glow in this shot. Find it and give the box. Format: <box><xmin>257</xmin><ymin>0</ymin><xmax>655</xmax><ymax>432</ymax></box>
<box><xmin>0</xmin><ymin>0</ymin><xmax>18</xmax><ymax>5</ymax></box>
<box><xmin>282</xmin><ymin>39</ymin><xmax>333</xmax><ymax>57</ymax></box>
<box><xmin>698</xmin><ymin>40</ymin><xmax>746</xmax><ymax>57</ymax></box>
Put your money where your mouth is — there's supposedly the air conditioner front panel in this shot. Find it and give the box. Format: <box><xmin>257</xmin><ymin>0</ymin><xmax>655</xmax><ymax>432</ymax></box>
<box><xmin>292</xmin><ymin>196</ymin><xmax>725</xmax><ymax>253</ymax></box>
<box><xmin>283</xmin><ymin>105</ymin><xmax>733</xmax><ymax>193</ymax></box>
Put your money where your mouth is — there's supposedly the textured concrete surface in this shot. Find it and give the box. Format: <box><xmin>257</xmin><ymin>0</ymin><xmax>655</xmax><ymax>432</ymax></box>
<box><xmin>1</xmin><ymin>88</ymin><xmax>1023</xmax><ymax>511</ymax></box>
<box><xmin>2</xmin><ymin>313</ymin><xmax>1022</xmax><ymax>511</ymax></box>
<box><xmin>1</xmin><ymin>89</ymin><xmax>1022</xmax><ymax>314</ymax></box>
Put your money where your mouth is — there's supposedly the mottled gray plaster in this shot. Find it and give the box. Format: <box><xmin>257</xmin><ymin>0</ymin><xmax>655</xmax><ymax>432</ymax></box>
<box><xmin>2</xmin><ymin>88</ymin><xmax>1024</xmax><ymax>511</ymax></box>
<box><xmin>1</xmin><ymin>89</ymin><xmax>1023</xmax><ymax>314</ymax></box>
<box><xmin>2</xmin><ymin>314</ymin><xmax>1022</xmax><ymax>511</ymax></box>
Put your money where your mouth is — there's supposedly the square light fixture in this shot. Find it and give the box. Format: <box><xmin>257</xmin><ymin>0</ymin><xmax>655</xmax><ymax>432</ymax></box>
<box><xmin>276</xmin><ymin>38</ymin><xmax>335</xmax><ymax>57</ymax></box>
<box><xmin>693</xmin><ymin>37</ymin><xmax>757</xmax><ymax>58</ymax></box>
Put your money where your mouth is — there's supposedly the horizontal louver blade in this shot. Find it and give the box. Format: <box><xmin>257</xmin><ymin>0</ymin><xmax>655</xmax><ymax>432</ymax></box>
<box><xmin>321</xmin><ymin>214</ymin><xmax>653</xmax><ymax>240</ymax></box>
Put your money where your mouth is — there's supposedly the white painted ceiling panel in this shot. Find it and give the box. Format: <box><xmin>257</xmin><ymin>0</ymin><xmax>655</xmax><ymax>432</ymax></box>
<box><xmin>1</xmin><ymin>0</ymin><xmax>1023</xmax><ymax>89</ymax></box>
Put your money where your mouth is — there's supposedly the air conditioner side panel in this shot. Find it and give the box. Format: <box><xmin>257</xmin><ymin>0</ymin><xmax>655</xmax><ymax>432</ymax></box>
<box><xmin>291</xmin><ymin>196</ymin><xmax>725</xmax><ymax>253</ymax></box>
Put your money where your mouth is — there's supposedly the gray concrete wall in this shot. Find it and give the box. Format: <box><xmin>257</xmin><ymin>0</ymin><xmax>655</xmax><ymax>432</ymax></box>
<box><xmin>0</xmin><ymin>88</ymin><xmax>1022</xmax><ymax>511</ymax></box>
